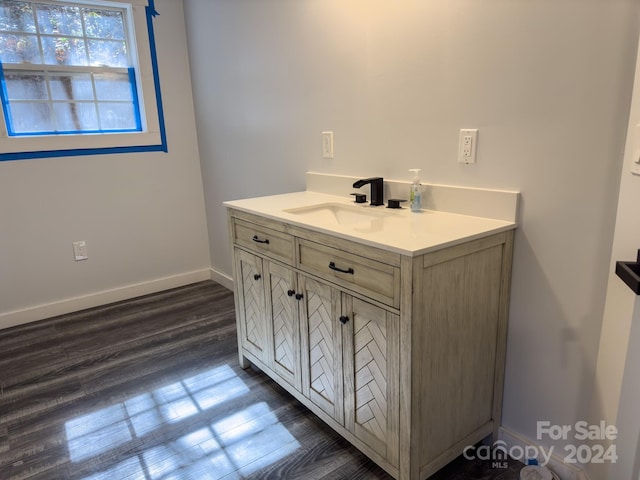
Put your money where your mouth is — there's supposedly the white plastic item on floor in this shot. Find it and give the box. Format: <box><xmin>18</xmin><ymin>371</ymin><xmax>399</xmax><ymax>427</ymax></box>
<box><xmin>519</xmin><ymin>465</ymin><xmax>560</xmax><ymax>480</ymax></box>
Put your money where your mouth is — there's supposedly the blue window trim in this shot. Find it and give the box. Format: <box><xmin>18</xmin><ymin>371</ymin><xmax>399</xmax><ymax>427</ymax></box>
<box><xmin>0</xmin><ymin>0</ymin><xmax>167</xmax><ymax>162</ymax></box>
<box><xmin>129</xmin><ymin>66</ymin><xmax>143</xmax><ymax>132</ymax></box>
<box><xmin>0</xmin><ymin>62</ymin><xmax>13</xmax><ymax>134</ymax></box>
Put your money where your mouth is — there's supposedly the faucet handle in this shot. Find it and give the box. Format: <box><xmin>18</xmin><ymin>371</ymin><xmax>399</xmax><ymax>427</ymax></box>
<box><xmin>386</xmin><ymin>199</ymin><xmax>407</xmax><ymax>209</ymax></box>
<box><xmin>351</xmin><ymin>193</ymin><xmax>367</xmax><ymax>204</ymax></box>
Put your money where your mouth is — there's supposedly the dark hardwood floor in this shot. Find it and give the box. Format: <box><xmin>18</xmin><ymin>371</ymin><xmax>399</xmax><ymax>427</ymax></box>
<box><xmin>0</xmin><ymin>281</ymin><xmax>524</xmax><ymax>480</ymax></box>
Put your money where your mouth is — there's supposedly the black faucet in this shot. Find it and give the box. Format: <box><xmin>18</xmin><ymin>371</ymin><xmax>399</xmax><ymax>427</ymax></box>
<box><xmin>352</xmin><ymin>177</ymin><xmax>384</xmax><ymax>206</ymax></box>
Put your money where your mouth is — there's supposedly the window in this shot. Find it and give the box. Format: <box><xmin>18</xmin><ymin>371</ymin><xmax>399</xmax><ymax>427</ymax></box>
<box><xmin>0</xmin><ymin>0</ymin><xmax>166</xmax><ymax>160</ymax></box>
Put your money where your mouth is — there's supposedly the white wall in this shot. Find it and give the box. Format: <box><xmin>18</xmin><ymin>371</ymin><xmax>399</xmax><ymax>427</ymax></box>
<box><xmin>590</xmin><ymin>32</ymin><xmax>640</xmax><ymax>479</ymax></box>
<box><xmin>0</xmin><ymin>0</ymin><xmax>211</xmax><ymax>328</ymax></box>
<box><xmin>185</xmin><ymin>0</ymin><xmax>639</xmax><ymax>456</ymax></box>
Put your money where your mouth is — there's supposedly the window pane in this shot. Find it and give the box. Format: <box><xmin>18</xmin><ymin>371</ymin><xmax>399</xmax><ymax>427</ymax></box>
<box><xmin>98</xmin><ymin>102</ymin><xmax>136</xmax><ymax>130</ymax></box>
<box><xmin>0</xmin><ymin>33</ymin><xmax>41</xmax><ymax>63</ymax></box>
<box><xmin>4</xmin><ymin>72</ymin><xmax>47</xmax><ymax>100</ymax></box>
<box><xmin>0</xmin><ymin>1</ymin><xmax>36</xmax><ymax>33</ymax></box>
<box><xmin>0</xmin><ymin>0</ymin><xmax>153</xmax><ymax>146</ymax></box>
<box><xmin>94</xmin><ymin>73</ymin><xmax>132</xmax><ymax>101</ymax></box>
<box><xmin>35</xmin><ymin>4</ymin><xmax>83</xmax><ymax>36</ymax></box>
<box><xmin>88</xmin><ymin>39</ymin><xmax>127</xmax><ymax>67</ymax></box>
<box><xmin>53</xmin><ymin>102</ymin><xmax>98</xmax><ymax>131</ymax></box>
<box><xmin>41</xmin><ymin>36</ymin><xmax>88</xmax><ymax>66</ymax></box>
<box><xmin>82</xmin><ymin>8</ymin><xmax>125</xmax><ymax>40</ymax></box>
<box><xmin>50</xmin><ymin>73</ymin><xmax>94</xmax><ymax>101</ymax></box>
<box><xmin>9</xmin><ymin>102</ymin><xmax>53</xmax><ymax>133</ymax></box>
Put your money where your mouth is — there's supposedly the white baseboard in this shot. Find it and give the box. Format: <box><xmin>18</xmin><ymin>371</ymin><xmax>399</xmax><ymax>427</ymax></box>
<box><xmin>0</xmin><ymin>269</ymin><xmax>212</xmax><ymax>331</ymax></box>
<box><xmin>500</xmin><ymin>427</ymin><xmax>591</xmax><ymax>480</ymax></box>
<box><xmin>210</xmin><ymin>268</ymin><xmax>234</xmax><ymax>291</ymax></box>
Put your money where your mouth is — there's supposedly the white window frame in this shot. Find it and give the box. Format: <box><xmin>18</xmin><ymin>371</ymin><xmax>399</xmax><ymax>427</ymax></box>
<box><xmin>0</xmin><ymin>0</ymin><xmax>165</xmax><ymax>160</ymax></box>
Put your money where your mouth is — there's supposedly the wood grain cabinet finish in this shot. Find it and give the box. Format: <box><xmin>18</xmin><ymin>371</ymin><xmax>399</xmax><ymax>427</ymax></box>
<box><xmin>298</xmin><ymin>239</ymin><xmax>400</xmax><ymax>308</ymax></box>
<box><xmin>298</xmin><ymin>275</ymin><xmax>344</xmax><ymax>422</ymax></box>
<box><xmin>232</xmin><ymin>217</ymin><xmax>295</xmax><ymax>265</ymax></box>
<box><xmin>264</xmin><ymin>260</ymin><xmax>301</xmax><ymax>389</ymax></box>
<box><xmin>343</xmin><ymin>295</ymin><xmax>400</xmax><ymax>467</ymax></box>
<box><xmin>234</xmin><ymin>248</ymin><xmax>267</xmax><ymax>363</ymax></box>
<box><xmin>228</xmin><ymin>210</ymin><xmax>514</xmax><ymax>480</ymax></box>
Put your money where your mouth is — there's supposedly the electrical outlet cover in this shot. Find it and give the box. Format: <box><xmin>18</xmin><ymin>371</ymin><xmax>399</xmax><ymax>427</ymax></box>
<box><xmin>458</xmin><ymin>129</ymin><xmax>478</xmax><ymax>164</ymax></box>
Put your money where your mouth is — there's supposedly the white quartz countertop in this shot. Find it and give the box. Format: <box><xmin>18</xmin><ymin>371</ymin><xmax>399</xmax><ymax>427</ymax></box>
<box><xmin>224</xmin><ymin>191</ymin><xmax>516</xmax><ymax>257</ymax></box>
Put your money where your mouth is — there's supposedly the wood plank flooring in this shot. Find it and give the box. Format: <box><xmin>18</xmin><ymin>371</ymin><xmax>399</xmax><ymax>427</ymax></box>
<box><xmin>0</xmin><ymin>281</ymin><xmax>524</xmax><ymax>480</ymax></box>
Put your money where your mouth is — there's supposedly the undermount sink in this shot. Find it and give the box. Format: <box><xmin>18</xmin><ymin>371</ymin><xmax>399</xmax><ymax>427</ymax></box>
<box><xmin>283</xmin><ymin>202</ymin><xmax>392</xmax><ymax>226</ymax></box>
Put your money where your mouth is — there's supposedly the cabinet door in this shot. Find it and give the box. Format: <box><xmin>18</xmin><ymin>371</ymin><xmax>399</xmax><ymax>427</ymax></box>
<box><xmin>343</xmin><ymin>295</ymin><xmax>399</xmax><ymax>467</ymax></box>
<box><xmin>234</xmin><ymin>248</ymin><xmax>267</xmax><ymax>362</ymax></box>
<box><xmin>264</xmin><ymin>261</ymin><xmax>301</xmax><ymax>390</ymax></box>
<box><xmin>299</xmin><ymin>275</ymin><xmax>344</xmax><ymax>425</ymax></box>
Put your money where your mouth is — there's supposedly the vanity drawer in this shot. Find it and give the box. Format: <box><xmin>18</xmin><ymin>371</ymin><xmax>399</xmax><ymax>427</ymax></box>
<box><xmin>232</xmin><ymin>218</ymin><xmax>294</xmax><ymax>265</ymax></box>
<box><xmin>298</xmin><ymin>239</ymin><xmax>400</xmax><ymax>308</ymax></box>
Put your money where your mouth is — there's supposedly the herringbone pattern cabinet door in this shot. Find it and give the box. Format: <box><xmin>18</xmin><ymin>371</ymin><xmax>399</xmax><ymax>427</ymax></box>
<box><xmin>273</xmin><ymin>276</ymin><xmax>295</xmax><ymax>371</ymax></box>
<box><xmin>354</xmin><ymin>312</ymin><xmax>388</xmax><ymax>441</ymax></box>
<box><xmin>235</xmin><ymin>249</ymin><xmax>266</xmax><ymax>361</ymax></box>
<box><xmin>344</xmin><ymin>296</ymin><xmax>399</xmax><ymax>467</ymax></box>
<box><xmin>309</xmin><ymin>293</ymin><xmax>334</xmax><ymax>402</ymax></box>
<box><xmin>299</xmin><ymin>276</ymin><xmax>343</xmax><ymax>424</ymax></box>
<box><xmin>266</xmin><ymin>261</ymin><xmax>300</xmax><ymax>388</ymax></box>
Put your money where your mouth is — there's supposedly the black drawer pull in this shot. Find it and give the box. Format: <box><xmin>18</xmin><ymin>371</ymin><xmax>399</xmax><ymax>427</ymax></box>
<box><xmin>329</xmin><ymin>262</ymin><xmax>354</xmax><ymax>275</ymax></box>
<box><xmin>287</xmin><ymin>289</ymin><xmax>295</xmax><ymax>297</ymax></box>
<box><xmin>339</xmin><ymin>315</ymin><xmax>349</xmax><ymax>325</ymax></box>
<box><xmin>254</xmin><ymin>274</ymin><xmax>261</xmax><ymax>280</ymax></box>
<box><xmin>295</xmin><ymin>293</ymin><xmax>304</xmax><ymax>301</ymax></box>
<box><xmin>252</xmin><ymin>235</ymin><xmax>270</xmax><ymax>244</ymax></box>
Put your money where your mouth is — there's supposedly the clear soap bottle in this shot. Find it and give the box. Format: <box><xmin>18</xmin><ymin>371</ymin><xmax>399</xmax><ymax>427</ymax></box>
<box><xmin>409</xmin><ymin>169</ymin><xmax>422</xmax><ymax>212</ymax></box>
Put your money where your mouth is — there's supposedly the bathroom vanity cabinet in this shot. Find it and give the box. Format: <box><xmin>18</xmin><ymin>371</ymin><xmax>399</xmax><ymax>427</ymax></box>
<box><xmin>226</xmin><ymin>199</ymin><xmax>514</xmax><ymax>480</ymax></box>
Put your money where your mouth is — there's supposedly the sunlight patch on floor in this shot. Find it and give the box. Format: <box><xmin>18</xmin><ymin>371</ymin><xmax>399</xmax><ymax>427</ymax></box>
<box><xmin>64</xmin><ymin>364</ymin><xmax>300</xmax><ymax>479</ymax></box>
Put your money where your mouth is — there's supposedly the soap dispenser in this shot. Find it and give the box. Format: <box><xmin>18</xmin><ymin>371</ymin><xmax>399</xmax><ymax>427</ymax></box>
<box><xmin>409</xmin><ymin>169</ymin><xmax>422</xmax><ymax>212</ymax></box>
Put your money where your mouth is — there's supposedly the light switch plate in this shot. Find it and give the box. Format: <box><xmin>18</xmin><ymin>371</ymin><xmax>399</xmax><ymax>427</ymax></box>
<box><xmin>322</xmin><ymin>131</ymin><xmax>334</xmax><ymax>159</ymax></box>
<box><xmin>73</xmin><ymin>241</ymin><xmax>88</xmax><ymax>261</ymax></box>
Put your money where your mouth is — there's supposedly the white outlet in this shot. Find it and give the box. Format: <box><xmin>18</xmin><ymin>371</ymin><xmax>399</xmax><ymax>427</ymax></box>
<box><xmin>322</xmin><ymin>131</ymin><xmax>334</xmax><ymax>159</ymax></box>
<box><xmin>73</xmin><ymin>241</ymin><xmax>88</xmax><ymax>261</ymax></box>
<box><xmin>458</xmin><ymin>128</ymin><xmax>478</xmax><ymax>164</ymax></box>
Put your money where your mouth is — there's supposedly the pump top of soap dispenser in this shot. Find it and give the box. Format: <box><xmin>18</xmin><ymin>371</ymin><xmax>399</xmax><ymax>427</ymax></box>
<box><xmin>409</xmin><ymin>169</ymin><xmax>421</xmax><ymax>184</ymax></box>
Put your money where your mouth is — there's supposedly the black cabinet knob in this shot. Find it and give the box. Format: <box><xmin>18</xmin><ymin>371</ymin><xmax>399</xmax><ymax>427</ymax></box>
<box><xmin>287</xmin><ymin>289</ymin><xmax>295</xmax><ymax>297</ymax></box>
<box><xmin>295</xmin><ymin>293</ymin><xmax>304</xmax><ymax>301</ymax></box>
<box><xmin>253</xmin><ymin>274</ymin><xmax>261</xmax><ymax>280</ymax></box>
<box><xmin>339</xmin><ymin>315</ymin><xmax>349</xmax><ymax>324</ymax></box>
